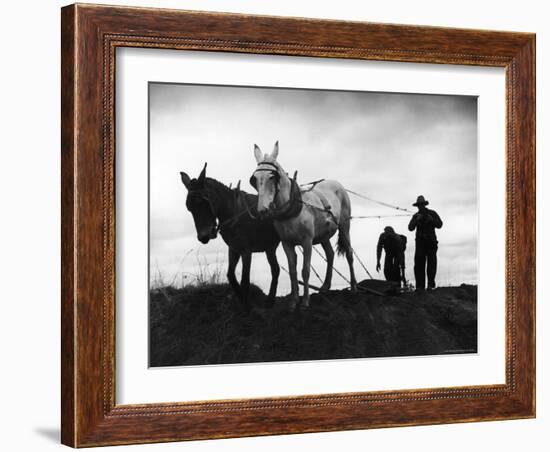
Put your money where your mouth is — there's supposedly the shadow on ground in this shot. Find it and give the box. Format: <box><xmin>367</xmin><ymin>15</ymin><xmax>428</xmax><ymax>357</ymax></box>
<box><xmin>149</xmin><ymin>280</ymin><xmax>477</xmax><ymax>367</ymax></box>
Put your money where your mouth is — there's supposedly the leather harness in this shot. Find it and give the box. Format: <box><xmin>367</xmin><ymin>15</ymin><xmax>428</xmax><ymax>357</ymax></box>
<box><xmin>250</xmin><ymin>161</ymin><xmax>303</xmax><ymax>221</ymax></box>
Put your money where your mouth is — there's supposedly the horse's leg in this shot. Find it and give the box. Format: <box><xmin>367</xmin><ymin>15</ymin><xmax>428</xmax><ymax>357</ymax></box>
<box><xmin>319</xmin><ymin>239</ymin><xmax>334</xmax><ymax>292</ymax></box>
<box><xmin>340</xmin><ymin>220</ymin><xmax>358</xmax><ymax>292</ymax></box>
<box><xmin>240</xmin><ymin>251</ymin><xmax>252</xmax><ymax>311</ymax></box>
<box><xmin>265</xmin><ymin>247</ymin><xmax>280</xmax><ymax>306</ymax></box>
<box><xmin>301</xmin><ymin>238</ymin><xmax>313</xmax><ymax>308</ymax></box>
<box><xmin>227</xmin><ymin>248</ymin><xmax>241</xmax><ymax>298</ymax></box>
<box><xmin>282</xmin><ymin>242</ymin><xmax>299</xmax><ymax>310</ymax></box>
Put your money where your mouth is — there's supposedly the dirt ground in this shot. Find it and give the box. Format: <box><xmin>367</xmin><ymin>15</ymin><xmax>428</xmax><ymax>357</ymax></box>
<box><xmin>149</xmin><ymin>280</ymin><xmax>477</xmax><ymax>367</ymax></box>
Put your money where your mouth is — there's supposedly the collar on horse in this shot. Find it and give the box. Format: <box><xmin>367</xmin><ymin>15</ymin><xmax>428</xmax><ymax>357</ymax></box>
<box><xmin>271</xmin><ymin>176</ymin><xmax>303</xmax><ymax>220</ymax></box>
<box><xmin>250</xmin><ymin>161</ymin><xmax>303</xmax><ymax>221</ymax></box>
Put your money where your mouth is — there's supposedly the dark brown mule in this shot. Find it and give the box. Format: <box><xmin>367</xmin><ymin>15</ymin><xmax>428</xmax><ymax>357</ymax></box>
<box><xmin>180</xmin><ymin>164</ymin><xmax>280</xmax><ymax>310</ymax></box>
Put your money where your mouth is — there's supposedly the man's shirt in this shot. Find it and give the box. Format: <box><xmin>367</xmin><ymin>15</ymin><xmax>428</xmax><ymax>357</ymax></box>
<box><xmin>408</xmin><ymin>208</ymin><xmax>443</xmax><ymax>242</ymax></box>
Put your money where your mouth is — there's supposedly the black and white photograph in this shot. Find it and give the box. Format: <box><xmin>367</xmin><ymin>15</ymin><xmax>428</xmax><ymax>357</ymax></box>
<box><xmin>148</xmin><ymin>82</ymin><xmax>478</xmax><ymax>367</ymax></box>
<box><xmin>2</xmin><ymin>0</ymin><xmax>541</xmax><ymax>449</ymax></box>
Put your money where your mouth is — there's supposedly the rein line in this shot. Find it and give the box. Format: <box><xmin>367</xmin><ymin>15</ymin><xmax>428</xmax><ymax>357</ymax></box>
<box><xmin>251</xmin><ymin>169</ymin><xmax>413</xmax><ymax>222</ymax></box>
<box><xmin>215</xmin><ymin>209</ymin><xmax>249</xmax><ymax>232</ymax></box>
<box><xmin>300</xmin><ymin>178</ymin><xmax>414</xmax><ymax>217</ymax></box>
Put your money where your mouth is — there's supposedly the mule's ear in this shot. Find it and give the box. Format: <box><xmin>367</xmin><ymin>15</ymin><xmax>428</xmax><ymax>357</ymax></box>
<box><xmin>197</xmin><ymin>162</ymin><xmax>207</xmax><ymax>185</ymax></box>
<box><xmin>236</xmin><ymin>180</ymin><xmax>241</xmax><ymax>191</ymax></box>
<box><xmin>270</xmin><ymin>141</ymin><xmax>279</xmax><ymax>160</ymax></box>
<box><xmin>254</xmin><ymin>144</ymin><xmax>263</xmax><ymax>163</ymax></box>
<box><xmin>180</xmin><ymin>171</ymin><xmax>191</xmax><ymax>189</ymax></box>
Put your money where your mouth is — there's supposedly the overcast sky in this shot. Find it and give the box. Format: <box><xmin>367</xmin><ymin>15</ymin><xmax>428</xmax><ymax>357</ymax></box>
<box><xmin>149</xmin><ymin>82</ymin><xmax>477</xmax><ymax>292</ymax></box>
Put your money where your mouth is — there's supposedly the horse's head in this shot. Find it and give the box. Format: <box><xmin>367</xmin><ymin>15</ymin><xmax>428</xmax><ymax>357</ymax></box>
<box><xmin>180</xmin><ymin>163</ymin><xmax>218</xmax><ymax>244</ymax></box>
<box><xmin>249</xmin><ymin>141</ymin><xmax>287</xmax><ymax>218</ymax></box>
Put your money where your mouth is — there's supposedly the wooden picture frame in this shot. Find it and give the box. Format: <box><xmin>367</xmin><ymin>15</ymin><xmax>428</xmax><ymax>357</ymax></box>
<box><xmin>61</xmin><ymin>3</ymin><xmax>535</xmax><ymax>447</ymax></box>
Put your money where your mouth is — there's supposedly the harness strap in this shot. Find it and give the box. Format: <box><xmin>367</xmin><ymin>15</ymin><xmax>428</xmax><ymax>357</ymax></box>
<box><xmin>256</xmin><ymin>161</ymin><xmax>280</xmax><ymax>171</ymax></box>
<box><xmin>301</xmin><ymin>178</ymin><xmax>325</xmax><ymax>192</ymax></box>
<box><xmin>315</xmin><ymin>190</ymin><xmax>332</xmax><ymax>212</ymax></box>
<box><xmin>251</xmin><ymin>162</ymin><xmax>303</xmax><ymax>221</ymax></box>
<box><xmin>188</xmin><ymin>190</ymin><xmax>218</xmax><ymax>224</ymax></box>
<box><xmin>252</xmin><ymin>161</ymin><xmax>282</xmax><ymax>202</ymax></box>
<box><xmin>216</xmin><ymin>209</ymin><xmax>248</xmax><ymax>232</ymax></box>
<box><xmin>305</xmin><ymin>201</ymin><xmax>339</xmax><ymax>225</ymax></box>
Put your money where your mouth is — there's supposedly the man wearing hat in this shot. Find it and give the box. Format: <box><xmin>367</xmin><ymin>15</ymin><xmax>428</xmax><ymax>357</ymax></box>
<box><xmin>408</xmin><ymin>195</ymin><xmax>443</xmax><ymax>291</ymax></box>
<box><xmin>376</xmin><ymin>226</ymin><xmax>407</xmax><ymax>287</ymax></box>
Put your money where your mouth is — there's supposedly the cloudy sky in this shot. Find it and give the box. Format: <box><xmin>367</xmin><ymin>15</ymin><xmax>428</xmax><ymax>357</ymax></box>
<box><xmin>149</xmin><ymin>82</ymin><xmax>477</xmax><ymax>293</ymax></box>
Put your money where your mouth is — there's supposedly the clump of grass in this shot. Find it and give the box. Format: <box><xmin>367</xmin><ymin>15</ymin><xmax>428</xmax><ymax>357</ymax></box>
<box><xmin>150</xmin><ymin>249</ymin><xmax>225</xmax><ymax>291</ymax></box>
<box><xmin>193</xmin><ymin>252</ymin><xmax>224</xmax><ymax>287</ymax></box>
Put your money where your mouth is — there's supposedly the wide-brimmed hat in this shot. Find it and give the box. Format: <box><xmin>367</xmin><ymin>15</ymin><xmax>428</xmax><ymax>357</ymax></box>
<box><xmin>413</xmin><ymin>195</ymin><xmax>429</xmax><ymax>206</ymax></box>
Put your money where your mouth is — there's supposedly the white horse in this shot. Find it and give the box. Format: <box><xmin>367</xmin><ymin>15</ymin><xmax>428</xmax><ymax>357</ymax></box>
<box><xmin>250</xmin><ymin>142</ymin><xmax>357</xmax><ymax>309</ymax></box>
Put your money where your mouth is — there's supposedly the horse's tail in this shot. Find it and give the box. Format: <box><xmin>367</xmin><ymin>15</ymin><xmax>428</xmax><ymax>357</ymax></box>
<box><xmin>336</xmin><ymin>188</ymin><xmax>352</xmax><ymax>256</ymax></box>
<box><xmin>336</xmin><ymin>231</ymin><xmax>347</xmax><ymax>256</ymax></box>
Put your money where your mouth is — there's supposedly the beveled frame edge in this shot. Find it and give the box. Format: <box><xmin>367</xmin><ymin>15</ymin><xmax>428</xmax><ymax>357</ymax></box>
<box><xmin>61</xmin><ymin>3</ymin><xmax>535</xmax><ymax>447</ymax></box>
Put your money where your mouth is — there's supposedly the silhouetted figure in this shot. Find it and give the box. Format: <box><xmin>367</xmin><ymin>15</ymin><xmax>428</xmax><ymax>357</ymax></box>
<box><xmin>376</xmin><ymin>226</ymin><xmax>407</xmax><ymax>287</ymax></box>
<box><xmin>408</xmin><ymin>195</ymin><xmax>443</xmax><ymax>291</ymax></box>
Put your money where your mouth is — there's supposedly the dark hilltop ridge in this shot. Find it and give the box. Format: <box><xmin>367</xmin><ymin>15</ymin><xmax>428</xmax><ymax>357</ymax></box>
<box><xmin>149</xmin><ymin>281</ymin><xmax>477</xmax><ymax>367</ymax></box>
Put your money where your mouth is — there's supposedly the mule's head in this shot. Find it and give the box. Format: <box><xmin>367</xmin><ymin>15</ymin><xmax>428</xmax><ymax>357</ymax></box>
<box><xmin>180</xmin><ymin>163</ymin><xmax>218</xmax><ymax>244</ymax></box>
<box><xmin>249</xmin><ymin>141</ymin><xmax>283</xmax><ymax>218</ymax></box>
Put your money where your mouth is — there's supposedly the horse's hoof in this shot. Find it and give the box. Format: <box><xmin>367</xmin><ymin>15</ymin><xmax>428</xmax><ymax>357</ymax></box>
<box><xmin>299</xmin><ymin>296</ymin><xmax>310</xmax><ymax>309</ymax></box>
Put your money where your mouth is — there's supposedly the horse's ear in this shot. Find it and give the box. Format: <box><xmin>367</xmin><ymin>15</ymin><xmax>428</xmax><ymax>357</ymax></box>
<box><xmin>197</xmin><ymin>162</ymin><xmax>207</xmax><ymax>185</ymax></box>
<box><xmin>254</xmin><ymin>144</ymin><xmax>263</xmax><ymax>163</ymax></box>
<box><xmin>270</xmin><ymin>141</ymin><xmax>279</xmax><ymax>160</ymax></box>
<box><xmin>180</xmin><ymin>171</ymin><xmax>191</xmax><ymax>189</ymax></box>
<box><xmin>233</xmin><ymin>180</ymin><xmax>243</xmax><ymax>205</ymax></box>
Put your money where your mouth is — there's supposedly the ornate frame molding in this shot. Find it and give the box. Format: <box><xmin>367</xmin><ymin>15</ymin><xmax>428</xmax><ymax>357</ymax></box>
<box><xmin>61</xmin><ymin>4</ymin><xmax>535</xmax><ymax>447</ymax></box>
